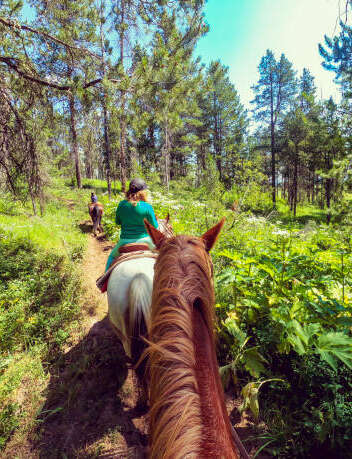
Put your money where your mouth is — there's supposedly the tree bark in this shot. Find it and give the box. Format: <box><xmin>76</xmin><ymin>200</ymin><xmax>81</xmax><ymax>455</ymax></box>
<box><xmin>163</xmin><ymin>125</ymin><xmax>170</xmax><ymax>191</ymax></box>
<box><xmin>68</xmin><ymin>91</ymin><xmax>81</xmax><ymax>188</ymax></box>
<box><xmin>326</xmin><ymin>178</ymin><xmax>332</xmax><ymax>224</ymax></box>
<box><xmin>293</xmin><ymin>152</ymin><xmax>298</xmax><ymax>217</ymax></box>
<box><xmin>99</xmin><ymin>2</ymin><xmax>112</xmax><ymax>198</ymax></box>
<box><xmin>102</xmin><ymin>98</ymin><xmax>112</xmax><ymax>197</ymax></box>
<box><xmin>119</xmin><ymin>0</ymin><xmax>127</xmax><ymax>192</ymax></box>
<box><xmin>270</xmin><ymin>82</ymin><xmax>276</xmax><ymax>207</ymax></box>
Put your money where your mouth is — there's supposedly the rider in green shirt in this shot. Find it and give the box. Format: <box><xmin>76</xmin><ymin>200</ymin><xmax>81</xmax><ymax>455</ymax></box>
<box><xmin>105</xmin><ymin>178</ymin><xmax>158</xmax><ymax>271</ymax></box>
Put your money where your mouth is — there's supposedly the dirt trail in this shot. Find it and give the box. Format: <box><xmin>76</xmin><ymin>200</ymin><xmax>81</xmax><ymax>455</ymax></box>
<box><xmin>12</xmin><ymin>225</ymin><xmax>149</xmax><ymax>459</ymax></box>
<box><xmin>37</xmin><ymin>227</ymin><xmax>149</xmax><ymax>458</ymax></box>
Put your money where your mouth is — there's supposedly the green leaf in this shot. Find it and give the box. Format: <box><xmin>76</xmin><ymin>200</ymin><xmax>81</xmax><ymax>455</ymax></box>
<box><xmin>218</xmin><ymin>249</ymin><xmax>241</xmax><ymax>261</ymax></box>
<box><xmin>287</xmin><ymin>333</ymin><xmax>307</xmax><ymax>355</ymax></box>
<box><xmin>316</xmin><ymin>350</ymin><xmax>338</xmax><ymax>371</ymax></box>
<box><xmin>316</xmin><ymin>332</ymin><xmax>352</xmax><ymax>370</ymax></box>
<box><xmin>223</xmin><ymin>316</ymin><xmax>247</xmax><ymax>345</ymax></box>
<box><xmin>258</xmin><ymin>264</ymin><xmax>276</xmax><ymax>279</ymax></box>
<box><xmin>216</xmin><ymin>268</ymin><xmax>237</xmax><ymax>285</ymax></box>
<box><xmin>240</xmin><ymin>382</ymin><xmax>260</xmax><ymax>421</ymax></box>
<box><xmin>335</xmin><ymin>316</ymin><xmax>352</xmax><ymax>328</ymax></box>
<box><xmin>242</xmin><ymin>348</ymin><xmax>268</xmax><ymax>378</ymax></box>
<box><xmin>219</xmin><ymin>364</ymin><xmax>231</xmax><ymax>390</ymax></box>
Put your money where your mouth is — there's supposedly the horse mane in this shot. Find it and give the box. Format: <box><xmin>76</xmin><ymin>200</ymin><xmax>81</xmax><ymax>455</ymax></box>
<box><xmin>146</xmin><ymin>234</ymin><xmax>230</xmax><ymax>458</ymax></box>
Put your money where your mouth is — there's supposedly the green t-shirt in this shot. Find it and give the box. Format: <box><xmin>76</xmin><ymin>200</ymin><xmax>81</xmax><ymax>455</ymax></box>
<box><xmin>115</xmin><ymin>200</ymin><xmax>158</xmax><ymax>239</ymax></box>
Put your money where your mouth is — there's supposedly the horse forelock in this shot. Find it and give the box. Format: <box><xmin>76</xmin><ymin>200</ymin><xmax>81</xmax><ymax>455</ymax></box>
<box><xmin>146</xmin><ymin>234</ymin><xmax>216</xmax><ymax>458</ymax></box>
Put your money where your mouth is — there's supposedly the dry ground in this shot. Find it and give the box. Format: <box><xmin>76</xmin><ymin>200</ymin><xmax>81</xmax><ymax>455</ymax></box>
<box><xmin>30</xmin><ymin>228</ymin><xmax>149</xmax><ymax>458</ymax></box>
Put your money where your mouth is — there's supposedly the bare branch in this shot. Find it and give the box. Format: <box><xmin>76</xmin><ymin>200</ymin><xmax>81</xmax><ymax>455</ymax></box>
<box><xmin>0</xmin><ymin>56</ymin><xmax>72</xmax><ymax>89</ymax></box>
<box><xmin>0</xmin><ymin>16</ymin><xmax>101</xmax><ymax>60</ymax></box>
<box><xmin>0</xmin><ymin>56</ymin><xmax>127</xmax><ymax>91</ymax></box>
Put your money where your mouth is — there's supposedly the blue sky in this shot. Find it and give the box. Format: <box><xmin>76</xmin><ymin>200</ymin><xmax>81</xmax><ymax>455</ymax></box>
<box><xmin>195</xmin><ymin>0</ymin><xmax>342</xmax><ymax>110</ymax></box>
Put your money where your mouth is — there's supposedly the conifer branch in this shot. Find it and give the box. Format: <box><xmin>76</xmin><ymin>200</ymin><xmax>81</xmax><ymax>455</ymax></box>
<box><xmin>0</xmin><ymin>17</ymin><xmax>101</xmax><ymax>60</ymax></box>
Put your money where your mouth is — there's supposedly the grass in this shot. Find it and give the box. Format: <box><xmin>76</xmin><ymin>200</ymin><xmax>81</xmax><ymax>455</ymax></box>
<box><xmin>0</xmin><ymin>178</ymin><xmax>91</xmax><ymax>451</ymax></box>
<box><xmin>0</xmin><ymin>346</ymin><xmax>47</xmax><ymax>450</ymax></box>
<box><xmin>76</xmin><ymin>178</ymin><xmax>122</xmax><ymax>195</ymax></box>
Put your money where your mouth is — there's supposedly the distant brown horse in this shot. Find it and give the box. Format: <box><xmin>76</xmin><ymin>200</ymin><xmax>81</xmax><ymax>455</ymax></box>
<box><xmin>144</xmin><ymin>218</ymin><xmax>241</xmax><ymax>459</ymax></box>
<box><xmin>88</xmin><ymin>202</ymin><xmax>104</xmax><ymax>236</ymax></box>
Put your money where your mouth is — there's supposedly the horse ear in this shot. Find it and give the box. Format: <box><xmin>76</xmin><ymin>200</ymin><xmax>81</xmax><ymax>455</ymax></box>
<box><xmin>166</xmin><ymin>213</ymin><xmax>170</xmax><ymax>224</ymax></box>
<box><xmin>144</xmin><ymin>219</ymin><xmax>165</xmax><ymax>248</ymax></box>
<box><xmin>201</xmin><ymin>218</ymin><xmax>226</xmax><ymax>252</ymax></box>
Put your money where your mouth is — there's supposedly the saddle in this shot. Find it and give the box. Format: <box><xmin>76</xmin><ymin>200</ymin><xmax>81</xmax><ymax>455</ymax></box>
<box><xmin>96</xmin><ymin>243</ymin><xmax>157</xmax><ymax>293</ymax></box>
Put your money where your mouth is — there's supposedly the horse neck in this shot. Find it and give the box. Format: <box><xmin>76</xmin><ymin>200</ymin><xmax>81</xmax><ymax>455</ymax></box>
<box><xmin>192</xmin><ymin>301</ymin><xmax>238</xmax><ymax>458</ymax></box>
<box><xmin>148</xmin><ymin>240</ymin><xmax>238</xmax><ymax>459</ymax></box>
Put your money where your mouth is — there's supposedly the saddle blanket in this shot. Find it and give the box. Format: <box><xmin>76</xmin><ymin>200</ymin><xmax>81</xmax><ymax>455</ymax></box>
<box><xmin>96</xmin><ymin>249</ymin><xmax>158</xmax><ymax>293</ymax></box>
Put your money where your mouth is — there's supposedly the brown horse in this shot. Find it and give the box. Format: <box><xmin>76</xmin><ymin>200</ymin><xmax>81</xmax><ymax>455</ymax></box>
<box><xmin>144</xmin><ymin>218</ymin><xmax>241</xmax><ymax>459</ymax></box>
<box><xmin>88</xmin><ymin>202</ymin><xmax>104</xmax><ymax>236</ymax></box>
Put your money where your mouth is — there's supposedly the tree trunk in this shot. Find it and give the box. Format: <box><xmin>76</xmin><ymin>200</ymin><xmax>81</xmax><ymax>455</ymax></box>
<box><xmin>119</xmin><ymin>0</ymin><xmax>127</xmax><ymax>192</ymax></box>
<box><xmin>270</xmin><ymin>77</ymin><xmax>276</xmax><ymax>207</ymax></box>
<box><xmin>102</xmin><ymin>98</ymin><xmax>112</xmax><ymax>198</ymax></box>
<box><xmin>293</xmin><ymin>152</ymin><xmax>298</xmax><ymax>217</ymax></box>
<box><xmin>148</xmin><ymin>122</ymin><xmax>156</xmax><ymax>165</ymax></box>
<box><xmin>99</xmin><ymin>2</ymin><xmax>112</xmax><ymax>198</ymax></box>
<box><xmin>326</xmin><ymin>177</ymin><xmax>332</xmax><ymax>224</ymax></box>
<box><xmin>163</xmin><ymin>125</ymin><xmax>170</xmax><ymax>191</ymax></box>
<box><xmin>213</xmin><ymin>93</ymin><xmax>221</xmax><ymax>179</ymax></box>
<box><xmin>30</xmin><ymin>193</ymin><xmax>37</xmax><ymax>216</ymax></box>
<box><xmin>120</xmin><ymin>113</ymin><xmax>127</xmax><ymax>190</ymax></box>
<box><xmin>68</xmin><ymin>91</ymin><xmax>81</xmax><ymax>188</ymax></box>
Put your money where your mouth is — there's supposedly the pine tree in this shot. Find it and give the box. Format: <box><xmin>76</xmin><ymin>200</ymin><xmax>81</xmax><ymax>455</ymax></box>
<box><xmin>320</xmin><ymin>98</ymin><xmax>345</xmax><ymax>223</ymax></box>
<box><xmin>204</xmin><ymin>61</ymin><xmax>248</xmax><ymax>186</ymax></box>
<box><xmin>281</xmin><ymin>108</ymin><xmax>312</xmax><ymax>216</ymax></box>
<box><xmin>251</xmin><ymin>50</ymin><xmax>297</xmax><ymax>206</ymax></box>
<box><xmin>319</xmin><ymin>17</ymin><xmax>352</xmax><ymax>98</ymax></box>
<box><xmin>29</xmin><ymin>0</ymin><xmax>100</xmax><ymax>188</ymax></box>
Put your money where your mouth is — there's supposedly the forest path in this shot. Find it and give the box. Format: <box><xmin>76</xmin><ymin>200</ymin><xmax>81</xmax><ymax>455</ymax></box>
<box><xmin>28</xmin><ymin>223</ymin><xmax>148</xmax><ymax>458</ymax></box>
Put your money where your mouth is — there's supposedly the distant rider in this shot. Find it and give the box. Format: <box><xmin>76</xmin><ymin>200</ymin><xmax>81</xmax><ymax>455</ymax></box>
<box><xmin>91</xmin><ymin>192</ymin><xmax>98</xmax><ymax>203</ymax></box>
<box><xmin>105</xmin><ymin>178</ymin><xmax>158</xmax><ymax>271</ymax></box>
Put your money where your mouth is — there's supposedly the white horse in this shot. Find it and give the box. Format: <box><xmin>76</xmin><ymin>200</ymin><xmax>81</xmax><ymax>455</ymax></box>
<box><xmin>107</xmin><ymin>217</ymin><xmax>173</xmax><ymax>373</ymax></box>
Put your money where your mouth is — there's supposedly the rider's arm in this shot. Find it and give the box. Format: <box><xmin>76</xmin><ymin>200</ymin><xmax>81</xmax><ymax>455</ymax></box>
<box><xmin>115</xmin><ymin>204</ymin><xmax>121</xmax><ymax>225</ymax></box>
<box><xmin>146</xmin><ymin>205</ymin><xmax>158</xmax><ymax>229</ymax></box>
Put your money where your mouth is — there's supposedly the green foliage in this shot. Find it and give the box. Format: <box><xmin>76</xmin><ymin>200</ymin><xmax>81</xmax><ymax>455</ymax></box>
<box><xmin>199</xmin><ymin>154</ymin><xmax>224</xmax><ymax>199</ymax></box>
<box><xmin>214</xmin><ymin>217</ymin><xmax>352</xmax><ymax>456</ymax></box>
<box><xmin>222</xmin><ymin>181</ymin><xmax>272</xmax><ymax>214</ymax></box>
<box><xmin>0</xmin><ymin>183</ymin><xmax>87</xmax><ymax>450</ymax></box>
<box><xmin>0</xmin><ymin>233</ymin><xmax>80</xmax><ymax>355</ymax></box>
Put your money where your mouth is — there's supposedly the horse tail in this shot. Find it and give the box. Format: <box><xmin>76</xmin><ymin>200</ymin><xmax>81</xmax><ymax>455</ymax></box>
<box><xmin>128</xmin><ymin>273</ymin><xmax>152</xmax><ymax>382</ymax></box>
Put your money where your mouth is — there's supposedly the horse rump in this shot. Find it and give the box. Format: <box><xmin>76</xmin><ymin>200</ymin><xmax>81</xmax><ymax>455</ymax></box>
<box><xmin>128</xmin><ymin>273</ymin><xmax>152</xmax><ymax>397</ymax></box>
<box><xmin>91</xmin><ymin>204</ymin><xmax>103</xmax><ymax>235</ymax></box>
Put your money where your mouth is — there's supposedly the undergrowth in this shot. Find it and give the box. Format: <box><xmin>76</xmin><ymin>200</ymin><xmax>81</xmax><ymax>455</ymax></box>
<box><xmin>0</xmin><ymin>179</ymin><xmax>88</xmax><ymax>450</ymax></box>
